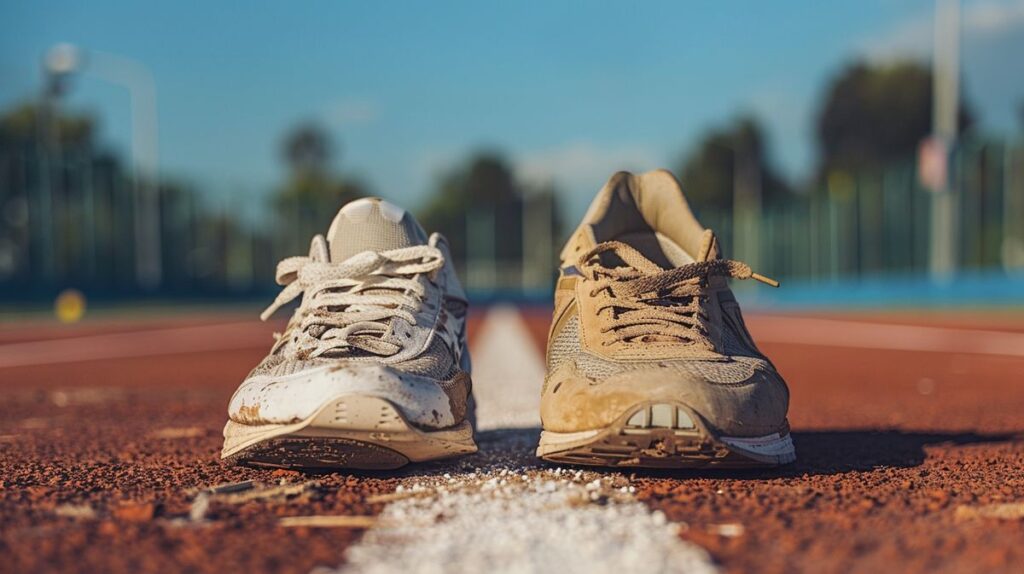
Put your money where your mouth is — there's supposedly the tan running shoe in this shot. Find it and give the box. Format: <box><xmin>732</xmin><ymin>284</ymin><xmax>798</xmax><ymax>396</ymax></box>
<box><xmin>221</xmin><ymin>198</ymin><xmax>477</xmax><ymax>470</ymax></box>
<box><xmin>537</xmin><ymin>170</ymin><xmax>795</xmax><ymax>468</ymax></box>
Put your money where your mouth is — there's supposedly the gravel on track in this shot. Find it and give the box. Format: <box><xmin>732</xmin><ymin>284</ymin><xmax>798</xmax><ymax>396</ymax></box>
<box><xmin>1</xmin><ymin>309</ymin><xmax>1022</xmax><ymax>573</ymax></box>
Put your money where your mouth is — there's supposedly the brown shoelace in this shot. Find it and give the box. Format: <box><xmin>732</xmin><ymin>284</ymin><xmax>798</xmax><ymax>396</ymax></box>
<box><xmin>578</xmin><ymin>241</ymin><xmax>778</xmax><ymax>347</ymax></box>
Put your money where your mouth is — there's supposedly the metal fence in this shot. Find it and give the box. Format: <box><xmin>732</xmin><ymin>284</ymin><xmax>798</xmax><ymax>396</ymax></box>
<box><xmin>2</xmin><ymin>138</ymin><xmax>1023</xmax><ymax>303</ymax></box>
<box><xmin>700</xmin><ymin>139</ymin><xmax>1024</xmax><ymax>283</ymax></box>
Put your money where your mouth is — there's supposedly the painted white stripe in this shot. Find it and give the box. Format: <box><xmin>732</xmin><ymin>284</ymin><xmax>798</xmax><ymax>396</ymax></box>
<box><xmin>343</xmin><ymin>473</ymin><xmax>717</xmax><ymax>574</ymax></box>
<box><xmin>0</xmin><ymin>322</ymin><xmax>271</xmax><ymax>369</ymax></box>
<box><xmin>469</xmin><ymin>305</ymin><xmax>545</xmax><ymax>431</ymax></box>
<box><xmin>748</xmin><ymin>315</ymin><xmax>1024</xmax><ymax>357</ymax></box>
<box><xmin>335</xmin><ymin>305</ymin><xmax>718</xmax><ymax>574</ymax></box>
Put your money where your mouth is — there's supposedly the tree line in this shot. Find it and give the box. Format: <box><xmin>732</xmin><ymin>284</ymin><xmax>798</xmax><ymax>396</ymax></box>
<box><xmin>0</xmin><ymin>59</ymin><xmax>1015</xmax><ymax>298</ymax></box>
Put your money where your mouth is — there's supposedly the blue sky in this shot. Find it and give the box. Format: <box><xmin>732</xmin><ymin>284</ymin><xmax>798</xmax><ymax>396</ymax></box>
<box><xmin>3</xmin><ymin>1</ymin><xmax>1023</xmax><ymax>220</ymax></box>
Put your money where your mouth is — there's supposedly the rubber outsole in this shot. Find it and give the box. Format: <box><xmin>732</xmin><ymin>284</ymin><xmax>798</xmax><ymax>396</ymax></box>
<box><xmin>536</xmin><ymin>402</ymin><xmax>795</xmax><ymax>469</ymax></box>
<box><xmin>221</xmin><ymin>394</ymin><xmax>478</xmax><ymax>471</ymax></box>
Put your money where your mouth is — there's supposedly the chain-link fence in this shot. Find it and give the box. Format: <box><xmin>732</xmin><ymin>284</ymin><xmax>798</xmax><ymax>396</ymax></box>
<box><xmin>2</xmin><ymin>137</ymin><xmax>1022</xmax><ymax>302</ymax></box>
<box><xmin>700</xmin><ymin>139</ymin><xmax>1024</xmax><ymax>283</ymax></box>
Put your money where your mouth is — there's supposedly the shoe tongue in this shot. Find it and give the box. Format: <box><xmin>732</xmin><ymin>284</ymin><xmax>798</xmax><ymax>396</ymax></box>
<box><xmin>326</xmin><ymin>198</ymin><xmax>428</xmax><ymax>262</ymax></box>
<box><xmin>695</xmin><ymin>229</ymin><xmax>719</xmax><ymax>262</ymax></box>
<box><xmin>598</xmin><ymin>229</ymin><xmax>721</xmax><ymax>274</ymax></box>
<box><xmin>595</xmin><ymin>242</ymin><xmax>666</xmax><ymax>274</ymax></box>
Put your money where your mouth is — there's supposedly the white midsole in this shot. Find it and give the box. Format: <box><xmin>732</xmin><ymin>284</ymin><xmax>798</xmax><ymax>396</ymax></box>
<box><xmin>222</xmin><ymin>394</ymin><xmax>477</xmax><ymax>463</ymax></box>
<box><xmin>537</xmin><ymin>428</ymin><xmax>796</xmax><ymax>464</ymax></box>
<box><xmin>227</xmin><ymin>364</ymin><xmax>457</xmax><ymax>429</ymax></box>
<box><xmin>719</xmin><ymin>433</ymin><xmax>796</xmax><ymax>459</ymax></box>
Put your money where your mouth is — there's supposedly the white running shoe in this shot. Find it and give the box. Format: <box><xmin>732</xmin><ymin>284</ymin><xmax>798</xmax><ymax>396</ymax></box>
<box><xmin>221</xmin><ymin>198</ymin><xmax>477</xmax><ymax>470</ymax></box>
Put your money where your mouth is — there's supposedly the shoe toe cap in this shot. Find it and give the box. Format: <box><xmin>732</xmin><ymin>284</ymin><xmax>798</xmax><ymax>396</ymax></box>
<box><xmin>227</xmin><ymin>363</ymin><xmax>457</xmax><ymax>429</ymax></box>
<box><xmin>541</xmin><ymin>360</ymin><xmax>789</xmax><ymax>437</ymax></box>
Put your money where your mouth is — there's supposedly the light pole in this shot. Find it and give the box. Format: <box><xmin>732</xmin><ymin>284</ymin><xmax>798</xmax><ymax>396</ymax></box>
<box><xmin>33</xmin><ymin>46</ymin><xmax>75</xmax><ymax>282</ymax></box>
<box><xmin>44</xmin><ymin>43</ymin><xmax>162</xmax><ymax>290</ymax></box>
<box><xmin>927</xmin><ymin>0</ymin><xmax>960</xmax><ymax>279</ymax></box>
<box><xmin>732</xmin><ymin>137</ymin><xmax>762</xmax><ymax>273</ymax></box>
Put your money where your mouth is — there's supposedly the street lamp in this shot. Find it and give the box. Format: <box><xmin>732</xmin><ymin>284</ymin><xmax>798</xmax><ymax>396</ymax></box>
<box><xmin>44</xmin><ymin>43</ymin><xmax>162</xmax><ymax>290</ymax></box>
<box><xmin>45</xmin><ymin>43</ymin><xmax>81</xmax><ymax>77</ymax></box>
<box><xmin>926</xmin><ymin>0</ymin><xmax>960</xmax><ymax>279</ymax></box>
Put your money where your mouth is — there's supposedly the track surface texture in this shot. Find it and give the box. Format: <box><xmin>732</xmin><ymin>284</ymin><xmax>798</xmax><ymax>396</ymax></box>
<box><xmin>1</xmin><ymin>306</ymin><xmax>1023</xmax><ymax>573</ymax></box>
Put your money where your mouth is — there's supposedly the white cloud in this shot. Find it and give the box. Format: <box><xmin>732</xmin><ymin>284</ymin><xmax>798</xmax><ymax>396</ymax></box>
<box><xmin>516</xmin><ymin>141</ymin><xmax>658</xmax><ymax>188</ymax></box>
<box><xmin>860</xmin><ymin>16</ymin><xmax>932</xmax><ymax>60</ymax></box>
<box><xmin>515</xmin><ymin>141</ymin><xmax>662</xmax><ymax>219</ymax></box>
<box><xmin>861</xmin><ymin>0</ymin><xmax>1024</xmax><ymax>61</ymax></box>
<box><xmin>743</xmin><ymin>87</ymin><xmax>815</xmax><ymax>181</ymax></box>
<box><xmin>412</xmin><ymin>146</ymin><xmax>465</xmax><ymax>184</ymax></box>
<box><xmin>323</xmin><ymin>98</ymin><xmax>379</xmax><ymax>128</ymax></box>
<box><xmin>853</xmin><ymin>0</ymin><xmax>1024</xmax><ymax>133</ymax></box>
<box><xmin>964</xmin><ymin>0</ymin><xmax>1024</xmax><ymax>34</ymax></box>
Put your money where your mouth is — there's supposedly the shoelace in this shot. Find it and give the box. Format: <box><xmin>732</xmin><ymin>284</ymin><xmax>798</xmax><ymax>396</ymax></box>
<box><xmin>261</xmin><ymin>237</ymin><xmax>444</xmax><ymax>358</ymax></box>
<box><xmin>578</xmin><ymin>241</ymin><xmax>778</xmax><ymax>347</ymax></box>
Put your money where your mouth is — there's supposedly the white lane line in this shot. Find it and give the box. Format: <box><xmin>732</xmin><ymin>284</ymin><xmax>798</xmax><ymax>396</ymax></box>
<box><xmin>335</xmin><ymin>305</ymin><xmax>718</xmax><ymax>574</ymax></box>
<box><xmin>747</xmin><ymin>315</ymin><xmax>1024</xmax><ymax>358</ymax></box>
<box><xmin>343</xmin><ymin>473</ymin><xmax>716</xmax><ymax>574</ymax></box>
<box><xmin>0</xmin><ymin>322</ymin><xmax>271</xmax><ymax>369</ymax></box>
<box><xmin>469</xmin><ymin>306</ymin><xmax>545</xmax><ymax>431</ymax></box>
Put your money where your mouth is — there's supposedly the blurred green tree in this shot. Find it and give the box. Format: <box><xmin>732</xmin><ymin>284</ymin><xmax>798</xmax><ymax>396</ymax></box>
<box><xmin>0</xmin><ymin>102</ymin><xmax>223</xmax><ymax>293</ymax></box>
<box><xmin>816</xmin><ymin>61</ymin><xmax>973</xmax><ymax>175</ymax></box>
<box><xmin>0</xmin><ymin>102</ymin><xmax>95</xmax><ymax>152</ymax></box>
<box><xmin>419</xmin><ymin>152</ymin><xmax>520</xmax><ymax>265</ymax></box>
<box><xmin>1</xmin><ymin>103</ymin><xmax>111</xmax><ymax>285</ymax></box>
<box><xmin>272</xmin><ymin>122</ymin><xmax>369</xmax><ymax>252</ymax></box>
<box><xmin>418</xmin><ymin>151</ymin><xmax>561</xmax><ymax>284</ymax></box>
<box><xmin>676</xmin><ymin>115</ymin><xmax>794</xmax><ymax>212</ymax></box>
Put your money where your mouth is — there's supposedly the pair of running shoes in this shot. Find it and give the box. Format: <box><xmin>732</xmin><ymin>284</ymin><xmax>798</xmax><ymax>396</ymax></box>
<box><xmin>221</xmin><ymin>169</ymin><xmax>796</xmax><ymax>470</ymax></box>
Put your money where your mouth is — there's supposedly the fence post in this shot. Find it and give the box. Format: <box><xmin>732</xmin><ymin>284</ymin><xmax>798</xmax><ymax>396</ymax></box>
<box><xmin>1004</xmin><ymin>144</ymin><xmax>1024</xmax><ymax>270</ymax></box>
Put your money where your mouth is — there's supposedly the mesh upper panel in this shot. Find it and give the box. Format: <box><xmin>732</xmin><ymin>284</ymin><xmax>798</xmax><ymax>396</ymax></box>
<box><xmin>720</xmin><ymin>305</ymin><xmax>763</xmax><ymax>359</ymax></box>
<box><xmin>547</xmin><ymin>314</ymin><xmax>582</xmax><ymax>371</ymax></box>
<box><xmin>245</xmin><ymin>335</ymin><xmax>468</xmax><ymax>427</ymax></box>
<box><xmin>328</xmin><ymin>200</ymin><xmax>428</xmax><ymax>262</ymax></box>
<box><xmin>547</xmin><ymin>310</ymin><xmax>772</xmax><ymax>385</ymax></box>
<box><xmin>393</xmin><ymin>337</ymin><xmax>460</xmax><ymax>380</ymax></box>
<box><xmin>721</xmin><ymin>322</ymin><xmax>753</xmax><ymax>357</ymax></box>
<box><xmin>249</xmin><ymin>336</ymin><xmax>458</xmax><ymax>381</ymax></box>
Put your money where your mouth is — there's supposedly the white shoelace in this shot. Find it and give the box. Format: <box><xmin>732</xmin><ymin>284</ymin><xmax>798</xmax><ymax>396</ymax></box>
<box><xmin>261</xmin><ymin>237</ymin><xmax>444</xmax><ymax>357</ymax></box>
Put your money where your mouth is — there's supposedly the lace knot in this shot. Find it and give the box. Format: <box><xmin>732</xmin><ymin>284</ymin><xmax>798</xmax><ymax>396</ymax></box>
<box><xmin>578</xmin><ymin>241</ymin><xmax>777</xmax><ymax>346</ymax></box>
<box><xmin>261</xmin><ymin>240</ymin><xmax>445</xmax><ymax>358</ymax></box>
